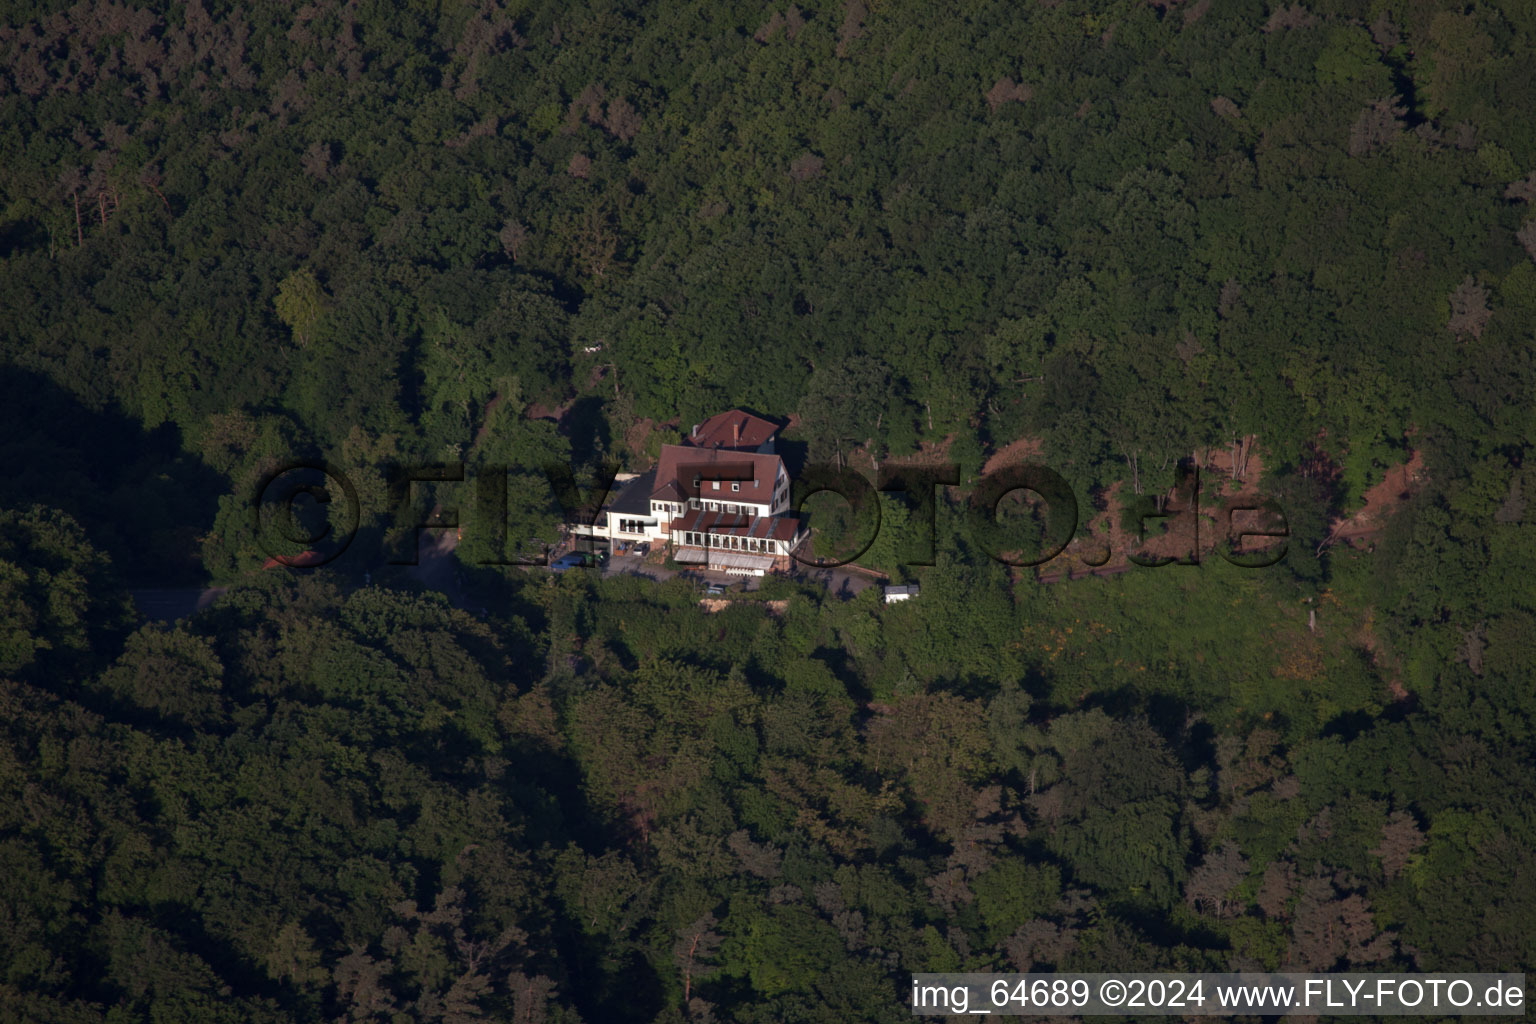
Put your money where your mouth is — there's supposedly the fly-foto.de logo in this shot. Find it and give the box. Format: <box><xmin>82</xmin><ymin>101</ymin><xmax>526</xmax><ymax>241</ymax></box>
<box><xmin>250</xmin><ymin>459</ymin><xmax>1289</xmax><ymax>571</ymax></box>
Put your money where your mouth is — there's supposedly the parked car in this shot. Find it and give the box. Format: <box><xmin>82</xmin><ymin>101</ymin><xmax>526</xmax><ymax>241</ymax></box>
<box><xmin>550</xmin><ymin>553</ymin><xmax>584</xmax><ymax>573</ymax></box>
<box><xmin>704</xmin><ymin>583</ymin><xmax>727</xmax><ymax>596</ymax></box>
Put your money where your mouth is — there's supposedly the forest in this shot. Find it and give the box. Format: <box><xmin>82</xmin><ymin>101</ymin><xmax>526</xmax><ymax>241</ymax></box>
<box><xmin>1</xmin><ymin>0</ymin><xmax>1534</xmax><ymax>1020</ymax></box>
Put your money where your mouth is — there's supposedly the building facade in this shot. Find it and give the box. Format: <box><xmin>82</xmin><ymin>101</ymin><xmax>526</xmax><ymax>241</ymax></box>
<box><xmin>568</xmin><ymin>410</ymin><xmax>807</xmax><ymax>575</ymax></box>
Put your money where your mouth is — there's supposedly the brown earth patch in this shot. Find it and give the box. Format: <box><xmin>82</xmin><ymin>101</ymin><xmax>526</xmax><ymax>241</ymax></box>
<box><xmin>982</xmin><ymin>436</ymin><xmax>1045</xmax><ymax>476</ymax></box>
<box><xmin>1035</xmin><ymin>438</ymin><xmax>1276</xmax><ymax>581</ymax></box>
<box><xmin>621</xmin><ymin>416</ymin><xmax>682</xmax><ymax>464</ymax></box>
<box><xmin>624</xmin><ymin>416</ymin><xmax>656</xmax><ymax>453</ymax></box>
<box><xmin>525</xmin><ymin>397</ymin><xmax>575</xmax><ymax>422</ymax></box>
<box><xmin>587</xmin><ymin>362</ymin><xmax>615</xmax><ymax>390</ymax></box>
<box><xmin>471</xmin><ymin>392</ymin><xmax>506</xmax><ymax>450</ymax></box>
<box><xmin>1324</xmin><ymin>450</ymin><xmax>1424</xmax><ymax>549</ymax></box>
<box><xmin>1197</xmin><ymin>438</ymin><xmax>1266</xmax><ymax>486</ymax></box>
<box><xmin>883</xmin><ymin>433</ymin><xmax>956</xmax><ymax>468</ymax></box>
<box><xmin>841</xmin><ymin>432</ymin><xmax>957</xmax><ymax>476</ymax></box>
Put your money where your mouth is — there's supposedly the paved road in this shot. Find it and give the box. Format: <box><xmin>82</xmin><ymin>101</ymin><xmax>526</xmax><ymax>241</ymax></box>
<box><xmin>602</xmin><ymin>553</ymin><xmax>675</xmax><ymax>581</ymax></box>
<box><xmin>793</xmin><ymin>565</ymin><xmax>878</xmax><ymax>598</ymax></box>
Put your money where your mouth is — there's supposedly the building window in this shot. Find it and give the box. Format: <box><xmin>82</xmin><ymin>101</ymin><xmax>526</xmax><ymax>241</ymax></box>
<box><xmin>732</xmin><ymin>482</ymin><xmax>739</xmax><ymax>492</ymax></box>
<box><xmin>712</xmin><ymin>481</ymin><xmax>720</xmax><ymax>490</ymax></box>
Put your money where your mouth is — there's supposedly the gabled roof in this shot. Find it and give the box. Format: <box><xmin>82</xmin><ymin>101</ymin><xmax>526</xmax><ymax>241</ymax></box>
<box><xmin>653</xmin><ymin>444</ymin><xmax>782</xmax><ymax>504</ymax></box>
<box><xmin>686</xmin><ymin>409</ymin><xmax>780</xmax><ymax>450</ymax></box>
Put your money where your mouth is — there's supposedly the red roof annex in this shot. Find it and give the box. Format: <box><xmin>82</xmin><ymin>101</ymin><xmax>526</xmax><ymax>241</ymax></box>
<box><xmin>686</xmin><ymin>409</ymin><xmax>779</xmax><ymax>450</ymax></box>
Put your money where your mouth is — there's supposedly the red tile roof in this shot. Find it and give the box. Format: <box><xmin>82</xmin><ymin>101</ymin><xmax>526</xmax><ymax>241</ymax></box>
<box><xmin>670</xmin><ymin>508</ymin><xmax>801</xmax><ymax>542</ymax></box>
<box><xmin>652</xmin><ymin>444</ymin><xmax>782</xmax><ymax>504</ymax></box>
<box><xmin>652</xmin><ymin>478</ymin><xmax>687</xmax><ymax>502</ymax></box>
<box><xmin>262</xmin><ymin>550</ymin><xmax>327</xmax><ymax>569</ymax></box>
<box><xmin>686</xmin><ymin>409</ymin><xmax>780</xmax><ymax>450</ymax></box>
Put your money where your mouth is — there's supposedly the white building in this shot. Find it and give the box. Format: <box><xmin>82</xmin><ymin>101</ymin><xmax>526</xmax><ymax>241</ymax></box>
<box><xmin>567</xmin><ymin>410</ymin><xmax>807</xmax><ymax>574</ymax></box>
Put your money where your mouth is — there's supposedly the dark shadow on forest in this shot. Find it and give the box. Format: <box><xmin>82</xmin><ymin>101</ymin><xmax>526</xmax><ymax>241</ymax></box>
<box><xmin>1320</xmin><ymin>708</ymin><xmax>1377</xmax><ymax>742</ymax></box>
<box><xmin>0</xmin><ymin>216</ymin><xmax>48</xmax><ymax>259</ymax></box>
<box><xmin>774</xmin><ymin>434</ymin><xmax>811</xmax><ymax>479</ymax></box>
<box><xmin>813</xmin><ymin>643</ymin><xmax>872</xmax><ymax>704</ymax></box>
<box><xmin>1106</xmin><ymin>894</ymin><xmax>1230</xmax><ymax>953</ymax></box>
<box><xmin>562</xmin><ymin>394</ymin><xmax>611</xmax><ymax>465</ymax></box>
<box><xmin>0</xmin><ymin>365</ymin><xmax>224</xmax><ymax>585</ymax></box>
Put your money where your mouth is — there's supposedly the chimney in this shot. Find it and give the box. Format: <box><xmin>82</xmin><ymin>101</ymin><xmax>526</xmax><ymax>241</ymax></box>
<box><xmin>733</xmin><ymin>420</ymin><xmax>740</xmax><ymax>446</ymax></box>
<box><xmin>691</xmin><ymin>423</ymin><xmax>698</xmax><ymax>438</ymax></box>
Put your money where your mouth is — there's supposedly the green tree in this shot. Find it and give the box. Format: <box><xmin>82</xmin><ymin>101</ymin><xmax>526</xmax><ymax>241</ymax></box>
<box><xmin>273</xmin><ymin>268</ymin><xmax>327</xmax><ymax>346</ymax></box>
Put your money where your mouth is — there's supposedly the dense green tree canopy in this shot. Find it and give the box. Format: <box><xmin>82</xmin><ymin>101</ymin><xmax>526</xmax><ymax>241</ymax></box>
<box><xmin>2</xmin><ymin>0</ymin><xmax>1534</xmax><ymax>1019</ymax></box>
